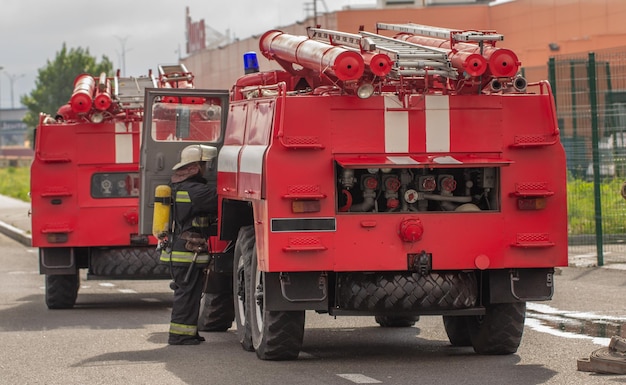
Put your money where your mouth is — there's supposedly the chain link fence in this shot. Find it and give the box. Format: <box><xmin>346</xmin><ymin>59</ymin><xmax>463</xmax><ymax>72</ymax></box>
<box><xmin>540</xmin><ymin>47</ymin><xmax>626</xmax><ymax>266</ymax></box>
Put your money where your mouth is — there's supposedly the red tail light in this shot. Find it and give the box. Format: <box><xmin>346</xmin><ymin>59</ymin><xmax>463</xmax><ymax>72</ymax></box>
<box><xmin>517</xmin><ymin>198</ymin><xmax>546</xmax><ymax>210</ymax></box>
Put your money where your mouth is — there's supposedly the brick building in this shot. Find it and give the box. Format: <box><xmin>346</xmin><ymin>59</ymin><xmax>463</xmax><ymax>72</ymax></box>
<box><xmin>181</xmin><ymin>0</ymin><xmax>626</xmax><ymax>88</ymax></box>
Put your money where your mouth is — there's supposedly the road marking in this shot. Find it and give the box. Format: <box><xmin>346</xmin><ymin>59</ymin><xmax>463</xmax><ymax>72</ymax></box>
<box><xmin>526</xmin><ymin>302</ymin><xmax>625</xmax><ymax>346</ymax></box>
<box><xmin>337</xmin><ymin>374</ymin><xmax>382</xmax><ymax>384</ymax></box>
<box><xmin>118</xmin><ymin>289</ymin><xmax>137</xmax><ymax>294</ymax></box>
<box><xmin>98</xmin><ymin>283</ymin><xmax>115</xmax><ymax>287</ymax></box>
<box><xmin>525</xmin><ymin>318</ymin><xmax>610</xmax><ymax>347</ymax></box>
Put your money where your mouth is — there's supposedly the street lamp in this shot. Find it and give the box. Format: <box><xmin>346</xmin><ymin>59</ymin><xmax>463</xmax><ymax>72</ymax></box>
<box><xmin>4</xmin><ymin>72</ymin><xmax>25</xmax><ymax>109</ymax></box>
<box><xmin>115</xmin><ymin>35</ymin><xmax>131</xmax><ymax>76</ymax></box>
<box><xmin>0</xmin><ymin>66</ymin><xmax>3</xmax><ymax>110</ymax></box>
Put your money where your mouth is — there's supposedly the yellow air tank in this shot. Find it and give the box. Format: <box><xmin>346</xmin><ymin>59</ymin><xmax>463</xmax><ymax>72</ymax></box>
<box><xmin>152</xmin><ymin>185</ymin><xmax>172</xmax><ymax>238</ymax></box>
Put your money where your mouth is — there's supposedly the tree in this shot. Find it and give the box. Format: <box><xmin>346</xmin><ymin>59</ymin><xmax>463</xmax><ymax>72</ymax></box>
<box><xmin>20</xmin><ymin>44</ymin><xmax>113</xmax><ymax>136</ymax></box>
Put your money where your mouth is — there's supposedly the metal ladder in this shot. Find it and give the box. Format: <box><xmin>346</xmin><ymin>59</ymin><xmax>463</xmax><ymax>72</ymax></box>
<box><xmin>308</xmin><ymin>27</ymin><xmax>457</xmax><ymax>79</ymax></box>
<box><xmin>114</xmin><ymin>75</ymin><xmax>157</xmax><ymax>110</ymax></box>
<box><xmin>158</xmin><ymin>63</ymin><xmax>192</xmax><ymax>82</ymax></box>
<box><xmin>376</xmin><ymin>22</ymin><xmax>504</xmax><ymax>44</ymax></box>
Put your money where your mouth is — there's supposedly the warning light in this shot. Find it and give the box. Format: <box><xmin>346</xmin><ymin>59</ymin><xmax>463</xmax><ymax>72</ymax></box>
<box><xmin>244</xmin><ymin>52</ymin><xmax>259</xmax><ymax>74</ymax></box>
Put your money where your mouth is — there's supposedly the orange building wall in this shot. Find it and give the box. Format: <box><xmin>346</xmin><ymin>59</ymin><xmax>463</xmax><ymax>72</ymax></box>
<box><xmin>182</xmin><ymin>0</ymin><xmax>626</xmax><ymax>89</ymax></box>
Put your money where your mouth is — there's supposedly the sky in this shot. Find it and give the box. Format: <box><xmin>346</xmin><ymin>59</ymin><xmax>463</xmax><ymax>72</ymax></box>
<box><xmin>0</xmin><ymin>0</ymin><xmax>376</xmax><ymax>110</ymax></box>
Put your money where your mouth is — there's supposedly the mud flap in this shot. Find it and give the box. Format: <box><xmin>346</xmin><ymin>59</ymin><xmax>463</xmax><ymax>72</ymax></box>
<box><xmin>40</xmin><ymin>247</ymin><xmax>76</xmax><ymax>275</ymax></box>
<box><xmin>489</xmin><ymin>268</ymin><xmax>554</xmax><ymax>303</ymax></box>
<box><xmin>264</xmin><ymin>272</ymin><xmax>328</xmax><ymax>311</ymax></box>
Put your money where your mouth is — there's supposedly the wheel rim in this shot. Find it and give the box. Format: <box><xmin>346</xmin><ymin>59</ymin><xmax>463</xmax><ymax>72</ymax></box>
<box><xmin>254</xmin><ymin>268</ymin><xmax>264</xmax><ymax>334</ymax></box>
<box><xmin>236</xmin><ymin>257</ymin><xmax>246</xmax><ymax>327</ymax></box>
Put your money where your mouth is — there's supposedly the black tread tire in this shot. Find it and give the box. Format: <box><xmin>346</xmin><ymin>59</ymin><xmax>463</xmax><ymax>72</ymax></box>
<box><xmin>198</xmin><ymin>290</ymin><xmax>234</xmax><ymax>332</ymax></box>
<box><xmin>443</xmin><ymin>316</ymin><xmax>472</xmax><ymax>346</ymax></box>
<box><xmin>375</xmin><ymin>315</ymin><xmax>420</xmax><ymax>327</ymax></box>
<box><xmin>45</xmin><ymin>273</ymin><xmax>79</xmax><ymax>309</ymax></box>
<box><xmin>338</xmin><ymin>271</ymin><xmax>477</xmax><ymax>312</ymax></box>
<box><xmin>249</xmin><ymin>241</ymin><xmax>305</xmax><ymax>361</ymax></box>
<box><xmin>90</xmin><ymin>247</ymin><xmax>169</xmax><ymax>278</ymax></box>
<box><xmin>233</xmin><ymin>226</ymin><xmax>254</xmax><ymax>351</ymax></box>
<box><xmin>467</xmin><ymin>302</ymin><xmax>526</xmax><ymax>355</ymax></box>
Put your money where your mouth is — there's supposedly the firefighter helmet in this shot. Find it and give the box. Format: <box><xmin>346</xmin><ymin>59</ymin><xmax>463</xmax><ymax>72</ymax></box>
<box><xmin>172</xmin><ymin>144</ymin><xmax>217</xmax><ymax>170</ymax></box>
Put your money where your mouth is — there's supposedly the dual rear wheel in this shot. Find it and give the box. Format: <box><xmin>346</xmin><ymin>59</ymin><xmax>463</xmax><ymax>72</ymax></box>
<box><xmin>233</xmin><ymin>226</ymin><xmax>305</xmax><ymax>360</ymax></box>
<box><xmin>443</xmin><ymin>302</ymin><xmax>526</xmax><ymax>354</ymax></box>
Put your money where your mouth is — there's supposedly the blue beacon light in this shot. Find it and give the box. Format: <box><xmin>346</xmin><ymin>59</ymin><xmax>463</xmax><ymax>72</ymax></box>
<box><xmin>243</xmin><ymin>52</ymin><xmax>259</xmax><ymax>74</ymax></box>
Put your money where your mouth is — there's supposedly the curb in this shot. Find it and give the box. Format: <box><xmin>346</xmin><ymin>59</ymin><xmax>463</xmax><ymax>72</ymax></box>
<box><xmin>0</xmin><ymin>220</ymin><xmax>32</xmax><ymax>248</ymax></box>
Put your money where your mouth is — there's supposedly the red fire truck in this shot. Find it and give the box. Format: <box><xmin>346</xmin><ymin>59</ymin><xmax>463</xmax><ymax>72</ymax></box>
<box><xmin>30</xmin><ymin>64</ymin><xmax>226</xmax><ymax>311</ymax></box>
<box><xmin>138</xmin><ymin>23</ymin><xmax>568</xmax><ymax>360</ymax></box>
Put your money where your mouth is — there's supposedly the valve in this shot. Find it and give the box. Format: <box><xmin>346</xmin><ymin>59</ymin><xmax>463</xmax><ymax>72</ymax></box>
<box><xmin>398</xmin><ymin>218</ymin><xmax>424</xmax><ymax>243</ymax></box>
<box><xmin>418</xmin><ymin>175</ymin><xmax>436</xmax><ymax>192</ymax></box>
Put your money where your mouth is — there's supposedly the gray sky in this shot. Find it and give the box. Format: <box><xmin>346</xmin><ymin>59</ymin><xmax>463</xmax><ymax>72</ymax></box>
<box><xmin>0</xmin><ymin>0</ymin><xmax>375</xmax><ymax>109</ymax></box>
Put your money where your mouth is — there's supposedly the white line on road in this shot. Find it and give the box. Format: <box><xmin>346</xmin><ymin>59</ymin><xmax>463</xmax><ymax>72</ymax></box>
<box><xmin>118</xmin><ymin>289</ymin><xmax>137</xmax><ymax>294</ymax></box>
<box><xmin>526</xmin><ymin>302</ymin><xmax>624</xmax><ymax>346</ymax></box>
<box><xmin>337</xmin><ymin>374</ymin><xmax>382</xmax><ymax>384</ymax></box>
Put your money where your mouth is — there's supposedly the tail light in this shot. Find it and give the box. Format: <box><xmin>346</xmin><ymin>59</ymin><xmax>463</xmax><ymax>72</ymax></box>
<box><xmin>292</xmin><ymin>200</ymin><xmax>321</xmax><ymax>213</ymax></box>
<box><xmin>517</xmin><ymin>198</ymin><xmax>547</xmax><ymax>210</ymax></box>
<box><xmin>46</xmin><ymin>233</ymin><xmax>69</xmax><ymax>243</ymax></box>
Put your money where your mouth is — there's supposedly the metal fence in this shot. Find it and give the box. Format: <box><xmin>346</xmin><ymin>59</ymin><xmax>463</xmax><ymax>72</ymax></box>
<box><xmin>544</xmin><ymin>47</ymin><xmax>626</xmax><ymax>266</ymax></box>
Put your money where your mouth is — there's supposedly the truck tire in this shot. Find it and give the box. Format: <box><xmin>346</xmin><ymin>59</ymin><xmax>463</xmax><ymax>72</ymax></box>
<box><xmin>443</xmin><ymin>316</ymin><xmax>472</xmax><ymax>346</ymax></box>
<box><xmin>90</xmin><ymin>247</ymin><xmax>169</xmax><ymax>278</ymax></box>
<box><xmin>233</xmin><ymin>226</ymin><xmax>254</xmax><ymax>351</ymax></box>
<box><xmin>467</xmin><ymin>302</ymin><xmax>526</xmax><ymax>355</ymax></box>
<box><xmin>249</xmin><ymin>237</ymin><xmax>305</xmax><ymax>360</ymax></box>
<box><xmin>45</xmin><ymin>273</ymin><xmax>79</xmax><ymax>309</ymax></box>
<box><xmin>338</xmin><ymin>271</ymin><xmax>477</xmax><ymax>312</ymax></box>
<box><xmin>375</xmin><ymin>315</ymin><xmax>420</xmax><ymax>327</ymax></box>
<box><xmin>198</xmin><ymin>290</ymin><xmax>234</xmax><ymax>332</ymax></box>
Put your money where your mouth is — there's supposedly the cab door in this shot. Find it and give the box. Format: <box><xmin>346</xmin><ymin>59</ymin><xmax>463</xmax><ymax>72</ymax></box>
<box><xmin>138</xmin><ymin>88</ymin><xmax>229</xmax><ymax>235</ymax></box>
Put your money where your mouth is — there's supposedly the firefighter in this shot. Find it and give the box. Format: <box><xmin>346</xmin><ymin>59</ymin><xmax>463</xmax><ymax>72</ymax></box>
<box><xmin>164</xmin><ymin>144</ymin><xmax>218</xmax><ymax>345</ymax></box>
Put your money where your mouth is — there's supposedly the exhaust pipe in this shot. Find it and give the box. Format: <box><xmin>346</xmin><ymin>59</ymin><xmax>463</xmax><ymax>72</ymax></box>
<box><xmin>513</xmin><ymin>76</ymin><xmax>527</xmax><ymax>92</ymax></box>
<box><xmin>489</xmin><ymin>79</ymin><xmax>503</xmax><ymax>92</ymax></box>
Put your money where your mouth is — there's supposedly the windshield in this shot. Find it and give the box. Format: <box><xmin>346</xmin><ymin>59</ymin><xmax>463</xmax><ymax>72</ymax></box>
<box><xmin>150</xmin><ymin>97</ymin><xmax>223</xmax><ymax>143</ymax></box>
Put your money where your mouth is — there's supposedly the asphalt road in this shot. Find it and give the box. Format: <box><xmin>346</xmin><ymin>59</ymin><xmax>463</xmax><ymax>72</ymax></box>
<box><xmin>1</xmin><ymin>232</ymin><xmax>625</xmax><ymax>385</ymax></box>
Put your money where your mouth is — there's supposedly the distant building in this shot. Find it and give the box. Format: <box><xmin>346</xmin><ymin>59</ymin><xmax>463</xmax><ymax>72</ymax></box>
<box><xmin>181</xmin><ymin>0</ymin><xmax>626</xmax><ymax>89</ymax></box>
<box><xmin>0</xmin><ymin>107</ymin><xmax>32</xmax><ymax>167</ymax></box>
<box><xmin>0</xmin><ymin>107</ymin><xmax>28</xmax><ymax>147</ymax></box>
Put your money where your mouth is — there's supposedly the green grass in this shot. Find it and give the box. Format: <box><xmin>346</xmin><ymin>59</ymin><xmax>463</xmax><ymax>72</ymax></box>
<box><xmin>3</xmin><ymin>166</ymin><xmax>626</xmax><ymax>235</ymax></box>
<box><xmin>567</xmin><ymin>177</ymin><xmax>626</xmax><ymax>235</ymax></box>
<box><xmin>0</xmin><ymin>166</ymin><xmax>30</xmax><ymax>202</ymax></box>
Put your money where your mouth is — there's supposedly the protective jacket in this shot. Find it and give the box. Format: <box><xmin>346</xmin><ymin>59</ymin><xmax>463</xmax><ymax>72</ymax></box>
<box><xmin>161</xmin><ymin>174</ymin><xmax>218</xmax><ymax>265</ymax></box>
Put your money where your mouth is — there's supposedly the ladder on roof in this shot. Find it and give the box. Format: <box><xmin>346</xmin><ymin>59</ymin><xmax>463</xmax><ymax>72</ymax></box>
<box><xmin>308</xmin><ymin>27</ymin><xmax>457</xmax><ymax>79</ymax></box>
<box><xmin>158</xmin><ymin>64</ymin><xmax>192</xmax><ymax>82</ymax></box>
<box><xmin>114</xmin><ymin>75</ymin><xmax>157</xmax><ymax>110</ymax></box>
<box><xmin>376</xmin><ymin>22</ymin><xmax>504</xmax><ymax>44</ymax></box>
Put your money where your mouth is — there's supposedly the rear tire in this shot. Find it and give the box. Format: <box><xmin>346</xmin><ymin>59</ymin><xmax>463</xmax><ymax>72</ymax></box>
<box><xmin>198</xmin><ymin>290</ymin><xmax>234</xmax><ymax>332</ymax></box>
<box><xmin>45</xmin><ymin>272</ymin><xmax>79</xmax><ymax>309</ymax></box>
<box><xmin>467</xmin><ymin>302</ymin><xmax>526</xmax><ymax>355</ymax></box>
<box><xmin>249</xmin><ymin>241</ymin><xmax>305</xmax><ymax>360</ymax></box>
<box><xmin>233</xmin><ymin>226</ymin><xmax>254</xmax><ymax>351</ymax></box>
<box><xmin>443</xmin><ymin>316</ymin><xmax>472</xmax><ymax>346</ymax></box>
